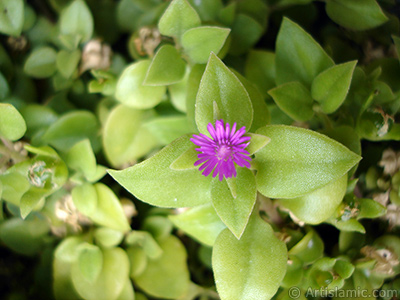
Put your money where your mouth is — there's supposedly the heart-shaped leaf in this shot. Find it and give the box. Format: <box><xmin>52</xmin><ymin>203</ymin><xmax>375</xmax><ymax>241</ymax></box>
<box><xmin>24</xmin><ymin>47</ymin><xmax>57</xmax><ymax>78</ymax></box>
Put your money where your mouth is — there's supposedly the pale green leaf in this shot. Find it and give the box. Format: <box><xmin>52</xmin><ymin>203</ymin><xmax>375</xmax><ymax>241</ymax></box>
<box><xmin>71</xmin><ymin>183</ymin><xmax>98</xmax><ymax>216</ymax></box>
<box><xmin>66</xmin><ymin>139</ymin><xmax>97</xmax><ymax>180</ymax></box>
<box><xmin>0</xmin><ymin>103</ymin><xmax>26</xmax><ymax>141</ymax></box>
<box><xmin>77</xmin><ymin>243</ymin><xmax>103</xmax><ymax>283</ymax></box>
<box><xmin>102</xmin><ymin>104</ymin><xmax>157</xmax><ymax>168</ymax></box>
<box><xmin>72</xmin><ymin>247</ymin><xmax>130</xmax><ymax>300</ymax></box>
<box><xmin>143</xmin><ymin>45</ymin><xmax>186</xmax><ymax>86</ymax></box>
<box><xmin>245</xmin><ymin>50</ymin><xmax>276</xmax><ymax>97</ymax></box>
<box><xmin>169</xmin><ymin>203</ymin><xmax>226</xmax><ymax>246</ymax></box>
<box><xmin>255</xmin><ymin>125</ymin><xmax>361</xmax><ymax>198</ymax></box>
<box><xmin>182</xmin><ymin>26</ymin><xmax>231</xmax><ymax>64</ymax></box>
<box><xmin>90</xmin><ymin>183</ymin><xmax>131</xmax><ymax>232</ymax></box>
<box><xmin>115</xmin><ymin>60</ymin><xmax>166</xmax><ymax>109</ymax></box>
<box><xmin>94</xmin><ymin>227</ymin><xmax>124</xmax><ymax>248</ymax></box>
<box><xmin>133</xmin><ymin>235</ymin><xmax>190</xmax><ymax>299</ymax></box>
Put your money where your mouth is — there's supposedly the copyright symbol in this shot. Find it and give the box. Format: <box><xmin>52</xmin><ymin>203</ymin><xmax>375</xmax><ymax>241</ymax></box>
<box><xmin>288</xmin><ymin>287</ymin><xmax>301</xmax><ymax>299</ymax></box>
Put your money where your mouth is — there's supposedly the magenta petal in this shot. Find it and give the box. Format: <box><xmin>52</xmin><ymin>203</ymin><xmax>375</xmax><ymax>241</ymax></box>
<box><xmin>191</xmin><ymin>120</ymin><xmax>252</xmax><ymax>181</ymax></box>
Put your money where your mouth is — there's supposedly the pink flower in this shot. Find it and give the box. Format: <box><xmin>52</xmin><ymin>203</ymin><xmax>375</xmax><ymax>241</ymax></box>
<box><xmin>191</xmin><ymin>120</ymin><xmax>252</xmax><ymax>181</ymax></box>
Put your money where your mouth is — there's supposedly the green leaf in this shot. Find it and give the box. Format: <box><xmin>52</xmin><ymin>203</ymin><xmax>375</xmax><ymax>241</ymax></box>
<box><xmin>125</xmin><ymin>231</ymin><xmax>163</xmax><ymax>259</ymax></box>
<box><xmin>66</xmin><ymin>139</ymin><xmax>97</xmax><ymax>180</ymax></box>
<box><xmin>358</xmin><ymin>198</ymin><xmax>386</xmax><ymax>219</ymax></box>
<box><xmin>127</xmin><ymin>246</ymin><xmax>147</xmax><ymax>277</ymax></box>
<box><xmin>23</xmin><ymin>47</ymin><xmax>57</xmax><ymax>78</ymax></box>
<box><xmin>102</xmin><ymin>104</ymin><xmax>157</xmax><ymax>167</ymax></box>
<box><xmin>187</xmin><ymin>0</ymin><xmax>222</xmax><ymax>21</ymax></box>
<box><xmin>245</xmin><ymin>133</ymin><xmax>270</xmax><ymax>155</ymax></box>
<box><xmin>233</xmin><ymin>70</ymin><xmax>270</xmax><ymax>132</ymax></box>
<box><xmin>168</xmin><ymin>67</ymin><xmax>189</xmax><ymax>112</ymax></box>
<box><xmin>278</xmin><ymin>175</ymin><xmax>347</xmax><ymax>224</ymax></box>
<box><xmin>56</xmin><ymin>50</ymin><xmax>81</xmax><ymax>79</ymax></box>
<box><xmin>143</xmin><ymin>116</ymin><xmax>191</xmax><ymax>145</ymax></box>
<box><xmin>143</xmin><ymin>45</ymin><xmax>186</xmax><ymax>86</ymax></box>
<box><xmin>142</xmin><ymin>216</ymin><xmax>173</xmax><ymax>242</ymax></box>
<box><xmin>311</xmin><ymin>61</ymin><xmax>357</xmax><ymax>114</ymax></box>
<box><xmin>108</xmin><ymin>135</ymin><xmax>212</xmax><ymax>208</ymax></box>
<box><xmin>20</xmin><ymin>189</ymin><xmax>45</xmax><ymax>219</ymax></box>
<box><xmin>169</xmin><ymin>145</ymin><xmax>198</xmax><ymax>170</ymax></box>
<box><xmin>268</xmin><ymin>81</ymin><xmax>314</xmax><ymax>122</ymax></box>
<box><xmin>229</xmin><ymin>14</ymin><xmax>264</xmax><ymax>56</ymax></box>
<box><xmin>255</xmin><ymin>125</ymin><xmax>361</xmax><ymax>199</ymax></box>
<box><xmin>326</xmin><ymin>0</ymin><xmax>388</xmax><ymax>31</ymax></box>
<box><xmin>245</xmin><ymin>50</ymin><xmax>276</xmax><ymax>98</ymax></box>
<box><xmin>77</xmin><ymin>243</ymin><xmax>103</xmax><ymax>283</ymax></box>
<box><xmin>169</xmin><ymin>203</ymin><xmax>226</xmax><ymax>246</ymax></box>
<box><xmin>0</xmin><ymin>217</ymin><xmax>49</xmax><ymax>256</ymax></box>
<box><xmin>133</xmin><ymin>235</ymin><xmax>190</xmax><ymax>299</ymax></box>
<box><xmin>59</xmin><ymin>0</ymin><xmax>94</xmax><ymax>47</ymax></box>
<box><xmin>393</xmin><ymin>35</ymin><xmax>400</xmax><ymax>62</ymax></box>
<box><xmin>186</xmin><ymin>64</ymin><xmax>206</xmax><ymax>131</ymax></box>
<box><xmin>41</xmin><ymin>110</ymin><xmax>99</xmax><ymax>152</ymax></box>
<box><xmin>71</xmin><ymin>183</ymin><xmax>97</xmax><ymax>216</ymax></box>
<box><xmin>94</xmin><ymin>227</ymin><xmax>124</xmax><ymax>248</ymax></box>
<box><xmin>71</xmin><ymin>247</ymin><xmax>130</xmax><ymax>300</ymax></box>
<box><xmin>275</xmin><ymin>18</ymin><xmax>334</xmax><ymax>87</ymax></box>
<box><xmin>158</xmin><ymin>0</ymin><xmax>201</xmax><ymax>39</ymax></box>
<box><xmin>0</xmin><ymin>103</ymin><xmax>26</xmax><ymax>141</ymax></box>
<box><xmin>0</xmin><ymin>71</ymin><xmax>10</xmax><ymax>100</ymax></box>
<box><xmin>195</xmin><ymin>53</ymin><xmax>253</xmax><ymax>134</ymax></box>
<box><xmin>288</xmin><ymin>229</ymin><xmax>324</xmax><ymax>264</ymax></box>
<box><xmin>54</xmin><ymin>236</ymin><xmax>85</xmax><ymax>263</ymax></box>
<box><xmin>182</xmin><ymin>26</ymin><xmax>231</xmax><ymax>64</ymax></box>
<box><xmin>0</xmin><ymin>172</ymin><xmax>30</xmax><ymax>206</ymax></box>
<box><xmin>0</xmin><ymin>0</ymin><xmax>24</xmax><ymax>37</ymax></box>
<box><xmin>211</xmin><ymin>168</ymin><xmax>257</xmax><ymax>239</ymax></box>
<box><xmin>20</xmin><ymin>105</ymin><xmax>58</xmax><ymax>138</ymax></box>
<box><xmin>115</xmin><ymin>60</ymin><xmax>166</xmax><ymax>109</ymax></box>
<box><xmin>89</xmin><ymin>183</ymin><xmax>131</xmax><ymax>232</ymax></box>
<box><xmin>212</xmin><ymin>214</ymin><xmax>287</xmax><ymax>300</ymax></box>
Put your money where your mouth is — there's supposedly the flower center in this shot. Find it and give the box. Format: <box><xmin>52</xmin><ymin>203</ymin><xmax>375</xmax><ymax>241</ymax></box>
<box><xmin>216</xmin><ymin>144</ymin><xmax>233</xmax><ymax>161</ymax></box>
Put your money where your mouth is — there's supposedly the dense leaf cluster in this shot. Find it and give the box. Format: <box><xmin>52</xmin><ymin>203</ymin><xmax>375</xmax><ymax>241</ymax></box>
<box><xmin>0</xmin><ymin>0</ymin><xmax>399</xmax><ymax>299</ymax></box>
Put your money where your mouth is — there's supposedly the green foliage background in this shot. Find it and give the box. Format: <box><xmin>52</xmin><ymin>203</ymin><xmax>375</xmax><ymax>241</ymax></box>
<box><xmin>0</xmin><ymin>0</ymin><xmax>400</xmax><ymax>299</ymax></box>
